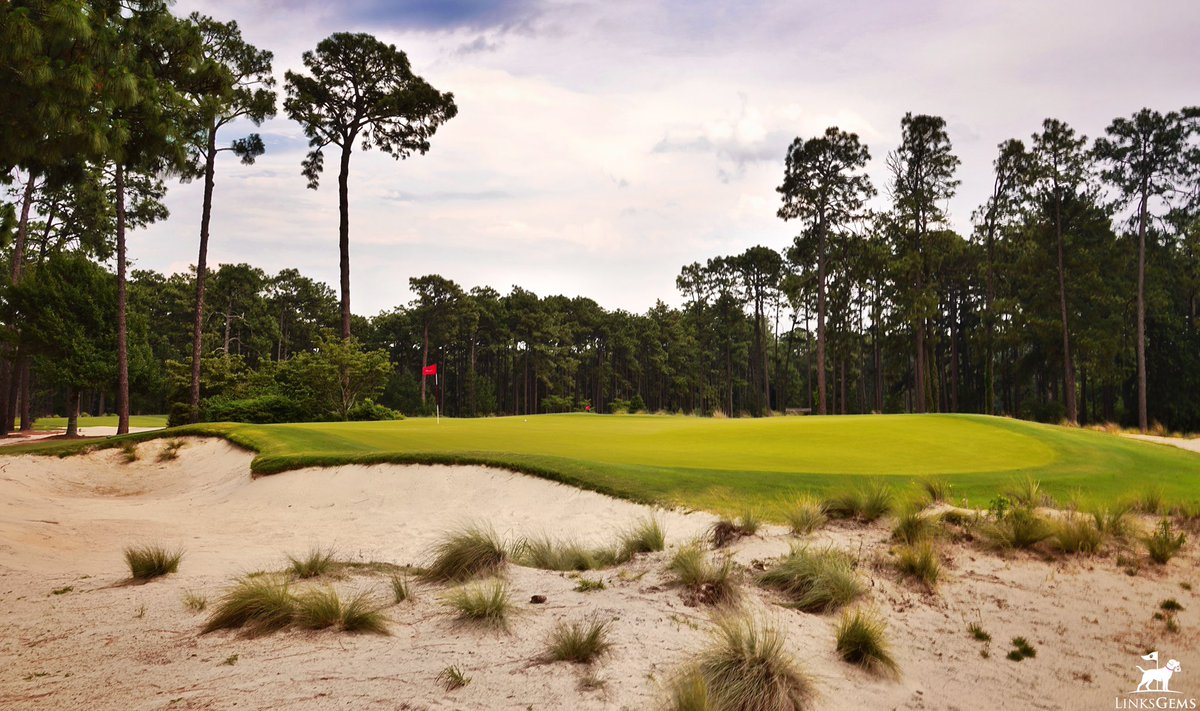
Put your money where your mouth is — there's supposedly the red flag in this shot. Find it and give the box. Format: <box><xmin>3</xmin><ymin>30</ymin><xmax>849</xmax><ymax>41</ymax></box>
<box><xmin>422</xmin><ymin>364</ymin><xmax>438</xmax><ymax>376</ymax></box>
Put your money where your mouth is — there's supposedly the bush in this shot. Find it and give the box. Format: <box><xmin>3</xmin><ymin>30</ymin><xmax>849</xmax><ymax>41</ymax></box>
<box><xmin>629</xmin><ymin>394</ymin><xmax>647</xmax><ymax>413</ymax></box>
<box><xmin>544</xmin><ymin>616</ymin><xmax>613</xmax><ymax>663</ymax></box>
<box><xmin>982</xmin><ymin>506</ymin><xmax>1052</xmax><ymax>549</ymax></box>
<box><xmin>202</xmin><ymin>393</ymin><xmax>307</xmax><ymax>424</ymax></box>
<box><xmin>783</xmin><ymin>495</ymin><xmax>828</xmax><ymax>536</ymax></box>
<box><xmin>1146</xmin><ymin>518</ymin><xmax>1186</xmax><ymax>564</ymax></box>
<box><xmin>758</xmin><ymin>546</ymin><xmax>864</xmax><ymax>613</ymax></box>
<box><xmin>670</xmin><ymin>613</ymin><xmax>815</xmax><ymax>711</ymax></box>
<box><xmin>345</xmin><ymin>399</ymin><xmax>402</xmax><ymax>421</ymax></box>
<box><xmin>124</xmin><ymin>544</ymin><xmax>182</xmax><ymax>580</ymax></box>
<box><xmin>424</xmin><ymin>525</ymin><xmax>508</xmax><ymax>582</ymax></box>
<box><xmin>835</xmin><ymin>609</ymin><xmax>898</xmax><ymax>678</ymax></box>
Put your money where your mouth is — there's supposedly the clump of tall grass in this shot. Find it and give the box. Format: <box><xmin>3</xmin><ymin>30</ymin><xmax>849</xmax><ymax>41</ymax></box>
<box><xmin>287</xmin><ymin>547</ymin><xmax>338</xmax><ymax>579</ymax></box>
<box><xmin>124</xmin><ymin>544</ymin><xmax>182</xmax><ymax>580</ymax></box>
<box><xmin>835</xmin><ymin>609</ymin><xmax>899</xmax><ymax>678</ymax></box>
<box><xmin>182</xmin><ymin>590</ymin><xmax>208</xmax><ymax>612</ymax></box>
<box><xmin>294</xmin><ymin>587</ymin><xmax>344</xmax><ymax>630</ymax></box>
<box><xmin>758</xmin><ymin>546</ymin><xmax>864</xmax><ymax>613</ymax></box>
<box><xmin>917</xmin><ymin>476</ymin><xmax>950</xmax><ymax>505</ymax></box>
<box><xmin>202</xmin><ymin>576</ymin><xmax>296</xmax><ymax>636</ymax></box>
<box><xmin>544</xmin><ymin>616</ymin><xmax>613</xmax><ymax>664</ymax></box>
<box><xmin>1050</xmin><ymin>514</ymin><xmax>1103</xmax><ymax>554</ymax></box>
<box><xmin>782</xmin><ymin>495</ymin><xmax>828</xmax><ymax>536</ymax></box>
<box><xmin>1006</xmin><ymin>476</ymin><xmax>1051</xmax><ymax>508</ymax></box>
<box><xmin>891</xmin><ymin>509</ymin><xmax>942</xmax><ymax>545</ymax></box>
<box><xmin>1090</xmin><ymin>504</ymin><xmax>1135</xmax><ymax>542</ymax></box>
<box><xmin>119</xmin><ymin>440</ymin><xmax>140</xmax><ymax>463</ymax></box>
<box><xmin>424</xmin><ymin>525</ymin><xmax>509</xmax><ymax>582</ymax></box>
<box><xmin>390</xmin><ymin>574</ymin><xmax>412</xmax><ymax>603</ymax></box>
<box><xmin>618</xmin><ymin>516</ymin><xmax>666</xmax><ymax>558</ymax></box>
<box><xmin>894</xmin><ymin>541</ymin><xmax>940</xmax><ymax>589</ymax></box>
<box><xmin>1128</xmin><ymin>486</ymin><xmax>1165</xmax><ymax>515</ymax></box>
<box><xmin>516</xmin><ymin>536</ymin><xmax>612</xmax><ymax>571</ymax></box>
<box><xmin>437</xmin><ymin>665</ymin><xmax>471</xmax><ymax>690</ymax></box>
<box><xmin>444</xmin><ymin>579</ymin><xmax>512</xmax><ymax>628</ymax></box>
<box><xmin>1145</xmin><ymin>518</ymin><xmax>1187</xmax><ymax>564</ymax></box>
<box><xmin>826</xmin><ymin>480</ymin><xmax>894</xmax><ymax>522</ymax></box>
<box><xmin>340</xmin><ymin>590</ymin><xmax>390</xmax><ymax>633</ymax></box>
<box><xmin>668</xmin><ymin>543</ymin><xmax>738</xmax><ymax>606</ymax></box>
<box><xmin>709</xmin><ymin>509</ymin><xmax>759</xmax><ymax>548</ymax></box>
<box><xmin>157</xmin><ymin>439</ymin><xmax>185</xmax><ymax>462</ymax></box>
<box><xmin>666</xmin><ymin>613</ymin><xmax>815</xmax><ymax>711</ymax></box>
<box><xmin>980</xmin><ymin>504</ymin><xmax>1051</xmax><ymax>550</ymax></box>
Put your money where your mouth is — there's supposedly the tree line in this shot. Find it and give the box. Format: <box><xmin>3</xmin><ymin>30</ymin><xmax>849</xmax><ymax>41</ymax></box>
<box><xmin>2</xmin><ymin>3</ymin><xmax>1198</xmax><ymax>433</ymax></box>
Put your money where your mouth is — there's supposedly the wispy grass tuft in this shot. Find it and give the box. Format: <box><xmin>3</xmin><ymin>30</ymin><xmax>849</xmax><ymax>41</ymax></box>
<box><xmin>424</xmin><ymin>525</ymin><xmax>509</xmax><ymax>582</ymax></box>
<box><xmin>119</xmin><ymin>440</ymin><xmax>140</xmax><ymax>463</ymax></box>
<box><xmin>917</xmin><ymin>476</ymin><xmax>950</xmax><ymax>504</ymax></box>
<box><xmin>758</xmin><ymin>546</ymin><xmax>863</xmax><ymax>613</ymax></box>
<box><xmin>668</xmin><ymin>612</ymin><xmax>815</xmax><ymax>711</ymax></box>
<box><xmin>1006</xmin><ymin>476</ymin><xmax>1050</xmax><ymax>508</ymax></box>
<box><xmin>157</xmin><ymin>439</ymin><xmax>185</xmax><ymax>462</ymax></box>
<box><xmin>437</xmin><ymin>665</ymin><xmax>471</xmax><ymax>691</ymax></box>
<box><xmin>1146</xmin><ymin>518</ymin><xmax>1187</xmax><ymax>564</ymax></box>
<box><xmin>294</xmin><ymin>587</ymin><xmax>344</xmax><ymax>630</ymax></box>
<box><xmin>618</xmin><ymin>516</ymin><xmax>666</xmax><ymax>558</ymax></box>
<box><xmin>891</xmin><ymin>509</ymin><xmax>941</xmax><ymax>545</ymax></box>
<box><xmin>516</xmin><ymin>535</ymin><xmax>613</xmax><ymax>571</ymax></box>
<box><xmin>182</xmin><ymin>590</ymin><xmax>208</xmax><ymax>612</ymax></box>
<box><xmin>124</xmin><ymin>544</ymin><xmax>182</xmax><ymax>580</ymax></box>
<box><xmin>202</xmin><ymin>576</ymin><xmax>295</xmax><ymax>636</ymax></box>
<box><xmin>826</xmin><ymin>480</ymin><xmax>894</xmax><ymax>522</ymax></box>
<box><xmin>835</xmin><ymin>609</ymin><xmax>899</xmax><ymax>678</ymax></box>
<box><xmin>668</xmin><ymin>543</ymin><xmax>738</xmax><ymax>606</ymax></box>
<box><xmin>544</xmin><ymin>616</ymin><xmax>613</xmax><ymax>664</ymax></box>
<box><xmin>894</xmin><ymin>541</ymin><xmax>940</xmax><ymax>589</ymax></box>
<box><xmin>1051</xmin><ymin>514</ymin><xmax>1103</xmax><ymax>554</ymax></box>
<box><xmin>390</xmin><ymin>574</ymin><xmax>412</xmax><ymax>603</ymax></box>
<box><xmin>981</xmin><ymin>506</ymin><xmax>1051</xmax><ymax>549</ymax></box>
<box><xmin>1090</xmin><ymin>504</ymin><xmax>1135</xmax><ymax>542</ymax></box>
<box><xmin>968</xmin><ymin>622</ymin><xmax>991</xmax><ymax>642</ymax></box>
<box><xmin>340</xmin><ymin>590</ymin><xmax>390</xmax><ymax>634</ymax></box>
<box><xmin>287</xmin><ymin>547</ymin><xmax>337</xmax><ymax>579</ymax></box>
<box><xmin>782</xmin><ymin>495</ymin><xmax>828</xmax><ymax>536</ymax></box>
<box><xmin>444</xmin><ymin>579</ymin><xmax>512</xmax><ymax>628</ymax></box>
<box><xmin>574</xmin><ymin>577</ymin><xmax>606</xmax><ymax>592</ymax></box>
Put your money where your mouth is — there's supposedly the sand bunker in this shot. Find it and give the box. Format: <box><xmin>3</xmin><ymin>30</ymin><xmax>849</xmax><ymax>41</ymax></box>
<box><xmin>0</xmin><ymin>438</ymin><xmax>1197</xmax><ymax>710</ymax></box>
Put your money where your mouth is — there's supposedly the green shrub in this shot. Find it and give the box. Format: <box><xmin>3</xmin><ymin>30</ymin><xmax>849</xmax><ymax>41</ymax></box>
<box><xmin>1146</xmin><ymin>518</ymin><xmax>1186</xmax><ymax>564</ymax></box>
<box><xmin>444</xmin><ymin>579</ymin><xmax>512</xmax><ymax>628</ymax></box>
<box><xmin>124</xmin><ymin>544</ymin><xmax>182</xmax><ymax>580</ymax></box>
<box><xmin>202</xmin><ymin>576</ymin><xmax>296</xmax><ymax>636</ymax></box>
<box><xmin>782</xmin><ymin>495</ymin><xmax>828</xmax><ymax>535</ymax></box>
<box><xmin>424</xmin><ymin>525</ymin><xmax>508</xmax><ymax>582</ymax></box>
<box><xmin>894</xmin><ymin>541</ymin><xmax>940</xmax><ymax>589</ymax></box>
<box><xmin>202</xmin><ymin>393</ymin><xmax>307</xmax><ymax>424</ymax></box>
<box><xmin>544</xmin><ymin>616</ymin><xmax>613</xmax><ymax>664</ymax></box>
<box><xmin>345</xmin><ymin>399</ymin><xmax>403</xmax><ymax>421</ymax></box>
<box><xmin>835</xmin><ymin>609</ymin><xmax>898</xmax><ymax>678</ymax></box>
<box><xmin>758</xmin><ymin>546</ymin><xmax>863</xmax><ymax>613</ymax></box>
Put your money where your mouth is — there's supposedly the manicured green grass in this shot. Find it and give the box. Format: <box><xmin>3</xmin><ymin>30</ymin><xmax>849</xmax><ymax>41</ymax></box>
<box><xmin>7</xmin><ymin>413</ymin><xmax>1200</xmax><ymax>511</ymax></box>
<box><xmin>19</xmin><ymin>414</ymin><xmax>168</xmax><ymax>431</ymax></box>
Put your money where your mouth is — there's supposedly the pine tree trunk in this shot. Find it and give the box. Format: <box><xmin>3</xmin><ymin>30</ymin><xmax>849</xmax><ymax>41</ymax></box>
<box><xmin>116</xmin><ymin>165</ymin><xmax>130</xmax><ymax>435</ymax></box>
<box><xmin>338</xmin><ymin>145</ymin><xmax>353</xmax><ymax>339</ymax></box>
<box><xmin>816</xmin><ymin>225</ymin><xmax>828</xmax><ymax>415</ymax></box>
<box><xmin>189</xmin><ymin>128</ymin><xmax>218</xmax><ymax>423</ymax></box>
<box><xmin>1136</xmin><ymin>192</ymin><xmax>1148</xmax><ymax>432</ymax></box>
<box><xmin>19</xmin><ymin>362</ymin><xmax>32</xmax><ymax>431</ymax></box>
<box><xmin>66</xmin><ymin>388</ymin><xmax>81</xmax><ymax>438</ymax></box>
<box><xmin>1055</xmin><ymin>195</ymin><xmax>1077</xmax><ymax>423</ymax></box>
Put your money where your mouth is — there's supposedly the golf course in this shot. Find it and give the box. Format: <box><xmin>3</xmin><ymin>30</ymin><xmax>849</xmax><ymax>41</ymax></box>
<box><xmin>18</xmin><ymin>413</ymin><xmax>1200</xmax><ymax>512</ymax></box>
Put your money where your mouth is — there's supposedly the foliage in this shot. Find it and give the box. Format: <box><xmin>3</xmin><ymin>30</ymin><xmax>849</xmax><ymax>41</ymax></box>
<box><xmin>202</xmin><ymin>576</ymin><xmax>296</xmax><ymax>636</ymax></box>
<box><xmin>544</xmin><ymin>616</ymin><xmax>613</xmax><ymax>664</ymax></box>
<box><xmin>782</xmin><ymin>495</ymin><xmax>828</xmax><ymax>535</ymax></box>
<box><xmin>835</xmin><ymin>609</ymin><xmax>899</xmax><ymax>677</ymax></box>
<box><xmin>894</xmin><ymin>541</ymin><xmax>941</xmax><ymax>588</ymax></box>
<box><xmin>443</xmin><ymin>579</ymin><xmax>511</xmax><ymax>628</ymax></box>
<box><xmin>124</xmin><ymin>544</ymin><xmax>182</xmax><ymax>580</ymax></box>
<box><xmin>1145</xmin><ymin>518</ymin><xmax>1186</xmax><ymax>564</ymax></box>
<box><xmin>424</xmin><ymin>525</ymin><xmax>508</xmax><ymax>583</ymax></box>
<box><xmin>758</xmin><ymin>546</ymin><xmax>864</xmax><ymax>613</ymax></box>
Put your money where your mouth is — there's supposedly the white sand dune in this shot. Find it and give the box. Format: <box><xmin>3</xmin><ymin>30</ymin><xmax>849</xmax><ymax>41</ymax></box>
<box><xmin>0</xmin><ymin>438</ymin><xmax>1196</xmax><ymax>710</ymax></box>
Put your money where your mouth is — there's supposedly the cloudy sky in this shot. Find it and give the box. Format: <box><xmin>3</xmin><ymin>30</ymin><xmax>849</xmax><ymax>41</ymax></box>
<box><xmin>138</xmin><ymin>0</ymin><xmax>1200</xmax><ymax>315</ymax></box>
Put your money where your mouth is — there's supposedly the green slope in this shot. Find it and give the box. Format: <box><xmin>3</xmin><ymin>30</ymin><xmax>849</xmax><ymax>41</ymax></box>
<box><xmin>14</xmin><ymin>413</ymin><xmax>1195</xmax><ymax>513</ymax></box>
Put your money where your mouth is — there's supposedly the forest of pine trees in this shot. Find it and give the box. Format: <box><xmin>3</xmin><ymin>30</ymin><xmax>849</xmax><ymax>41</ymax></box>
<box><xmin>2</xmin><ymin>3</ymin><xmax>1199</xmax><ymax>432</ymax></box>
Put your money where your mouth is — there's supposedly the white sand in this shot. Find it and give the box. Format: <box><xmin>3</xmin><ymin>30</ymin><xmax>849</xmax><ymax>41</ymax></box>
<box><xmin>1127</xmin><ymin>433</ymin><xmax>1200</xmax><ymax>454</ymax></box>
<box><xmin>0</xmin><ymin>438</ymin><xmax>1197</xmax><ymax>710</ymax></box>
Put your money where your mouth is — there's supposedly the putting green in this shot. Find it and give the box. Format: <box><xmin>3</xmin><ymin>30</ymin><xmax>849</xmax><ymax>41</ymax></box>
<box><xmin>9</xmin><ymin>413</ymin><xmax>1200</xmax><ymax>513</ymax></box>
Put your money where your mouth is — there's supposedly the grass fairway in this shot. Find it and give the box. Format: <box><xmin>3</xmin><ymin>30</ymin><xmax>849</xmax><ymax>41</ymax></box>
<box><xmin>23</xmin><ymin>412</ymin><xmax>1193</xmax><ymax>514</ymax></box>
<box><xmin>16</xmin><ymin>414</ymin><xmax>168</xmax><ymax>431</ymax></box>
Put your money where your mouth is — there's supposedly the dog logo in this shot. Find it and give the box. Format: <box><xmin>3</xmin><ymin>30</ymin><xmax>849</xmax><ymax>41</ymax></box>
<box><xmin>1133</xmin><ymin>652</ymin><xmax>1182</xmax><ymax>694</ymax></box>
